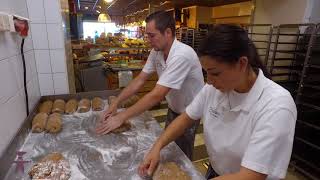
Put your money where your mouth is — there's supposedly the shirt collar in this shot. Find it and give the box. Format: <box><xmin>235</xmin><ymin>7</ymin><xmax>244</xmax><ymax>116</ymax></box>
<box><xmin>166</xmin><ymin>38</ymin><xmax>178</xmax><ymax>63</ymax></box>
<box><xmin>230</xmin><ymin>69</ymin><xmax>267</xmax><ymax>112</ymax></box>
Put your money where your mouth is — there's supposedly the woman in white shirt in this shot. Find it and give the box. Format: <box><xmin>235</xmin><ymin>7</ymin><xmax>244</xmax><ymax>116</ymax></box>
<box><xmin>138</xmin><ymin>24</ymin><xmax>297</xmax><ymax>180</ymax></box>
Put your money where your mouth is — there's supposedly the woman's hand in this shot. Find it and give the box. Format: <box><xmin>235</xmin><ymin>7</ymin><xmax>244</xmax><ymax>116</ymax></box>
<box><xmin>138</xmin><ymin>146</ymin><xmax>161</xmax><ymax>177</ymax></box>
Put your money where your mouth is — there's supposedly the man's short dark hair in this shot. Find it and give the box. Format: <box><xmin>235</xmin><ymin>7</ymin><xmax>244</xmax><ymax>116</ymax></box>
<box><xmin>145</xmin><ymin>10</ymin><xmax>176</xmax><ymax>36</ymax></box>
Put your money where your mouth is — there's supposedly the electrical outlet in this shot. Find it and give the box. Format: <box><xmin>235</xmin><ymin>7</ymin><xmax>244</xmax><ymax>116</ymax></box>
<box><xmin>0</xmin><ymin>12</ymin><xmax>10</xmax><ymax>31</ymax></box>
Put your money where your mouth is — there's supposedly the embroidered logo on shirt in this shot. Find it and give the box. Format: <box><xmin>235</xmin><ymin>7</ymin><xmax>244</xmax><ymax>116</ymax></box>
<box><xmin>209</xmin><ymin>106</ymin><xmax>221</xmax><ymax>118</ymax></box>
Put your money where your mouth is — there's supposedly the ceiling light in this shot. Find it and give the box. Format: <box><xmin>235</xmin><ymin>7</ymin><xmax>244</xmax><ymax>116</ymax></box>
<box><xmin>98</xmin><ymin>13</ymin><xmax>111</xmax><ymax>22</ymax></box>
<box><xmin>84</xmin><ymin>6</ymin><xmax>89</xmax><ymax>10</ymax></box>
<box><xmin>96</xmin><ymin>10</ymin><xmax>100</xmax><ymax>14</ymax></box>
<box><xmin>104</xmin><ymin>0</ymin><xmax>113</xmax><ymax>3</ymax></box>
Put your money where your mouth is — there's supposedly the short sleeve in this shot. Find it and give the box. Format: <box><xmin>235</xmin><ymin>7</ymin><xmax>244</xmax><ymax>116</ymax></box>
<box><xmin>142</xmin><ymin>50</ymin><xmax>156</xmax><ymax>74</ymax></box>
<box><xmin>157</xmin><ymin>56</ymin><xmax>193</xmax><ymax>89</ymax></box>
<box><xmin>185</xmin><ymin>85</ymin><xmax>208</xmax><ymax>120</ymax></box>
<box><xmin>241</xmin><ymin>104</ymin><xmax>297</xmax><ymax>178</ymax></box>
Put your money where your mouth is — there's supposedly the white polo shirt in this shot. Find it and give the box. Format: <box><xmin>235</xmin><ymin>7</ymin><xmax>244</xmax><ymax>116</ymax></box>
<box><xmin>143</xmin><ymin>39</ymin><xmax>204</xmax><ymax>113</ymax></box>
<box><xmin>186</xmin><ymin>69</ymin><xmax>297</xmax><ymax>180</ymax></box>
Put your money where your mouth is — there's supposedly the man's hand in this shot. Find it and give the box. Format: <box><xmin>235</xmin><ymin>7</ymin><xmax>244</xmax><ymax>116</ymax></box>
<box><xmin>138</xmin><ymin>146</ymin><xmax>161</xmax><ymax>177</ymax></box>
<box><xmin>100</xmin><ymin>102</ymin><xmax>118</xmax><ymax>122</ymax></box>
<box><xmin>95</xmin><ymin>112</ymin><xmax>127</xmax><ymax>135</ymax></box>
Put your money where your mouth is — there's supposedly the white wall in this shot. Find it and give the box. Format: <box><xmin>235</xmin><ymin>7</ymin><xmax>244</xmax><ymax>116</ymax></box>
<box><xmin>0</xmin><ymin>0</ymin><xmax>40</xmax><ymax>155</ymax></box>
<box><xmin>27</xmin><ymin>0</ymin><xmax>70</xmax><ymax>96</ymax></box>
<box><xmin>0</xmin><ymin>0</ymin><xmax>71</xmax><ymax>156</ymax></box>
<box><xmin>253</xmin><ymin>0</ymin><xmax>308</xmax><ymax>25</ymax></box>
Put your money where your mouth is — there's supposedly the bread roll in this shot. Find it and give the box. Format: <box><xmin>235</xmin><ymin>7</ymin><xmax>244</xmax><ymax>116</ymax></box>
<box><xmin>78</xmin><ymin>98</ymin><xmax>91</xmax><ymax>113</ymax></box>
<box><xmin>46</xmin><ymin>113</ymin><xmax>62</xmax><ymax>133</ymax></box>
<box><xmin>108</xmin><ymin>96</ymin><xmax>117</xmax><ymax>105</ymax></box>
<box><xmin>52</xmin><ymin>99</ymin><xmax>65</xmax><ymax>114</ymax></box>
<box><xmin>39</xmin><ymin>100</ymin><xmax>53</xmax><ymax>114</ymax></box>
<box><xmin>32</xmin><ymin>113</ymin><xmax>48</xmax><ymax>133</ymax></box>
<box><xmin>65</xmin><ymin>99</ymin><xmax>78</xmax><ymax>114</ymax></box>
<box><xmin>92</xmin><ymin>97</ymin><xmax>105</xmax><ymax>111</ymax></box>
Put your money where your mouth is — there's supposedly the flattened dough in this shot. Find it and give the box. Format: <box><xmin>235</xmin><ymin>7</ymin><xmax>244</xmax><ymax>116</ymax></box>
<box><xmin>65</xmin><ymin>99</ymin><xmax>78</xmax><ymax>114</ymax></box>
<box><xmin>111</xmin><ymin>121</ymin><xmax>132</xmax><ymax>133</ymax></box>
<box><xmin>79</xmin><ymin>98</ymin><xmax>91</xmax><ymax>113</ymax></box>
<box><xmin>153</xmin><ymin>162</ymin><xmax>191</xmax><ymax>180</ymax></box>
<box><xmin>39</xmin><ymin>100</ymin><xmax>53</xmax><ymax>114</ymax></box>
<box><xmin>46</xmin><ymin>113</ymin><xmax>62</xmax><ymax>133</ymax></box>
<box><xmin>92</xmin><ymin>97</ymin><xmax>105</xmax><ymax>111</ymax></box>
<box><xmin>32</xmin><ymin>113</ymin><xmax>48</xmax><ymax>133</ymax></box>
<box><xmin>52</xmin><ymin>99</ymin><xmax>65</xmax><ymax>114</ymax></box>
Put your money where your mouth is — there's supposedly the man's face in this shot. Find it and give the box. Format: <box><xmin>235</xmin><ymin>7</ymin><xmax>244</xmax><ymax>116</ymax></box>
<box><xmin>145</xmin><ymin>20</ymin><xmax>169</xmax><ymax>51</ymax></box>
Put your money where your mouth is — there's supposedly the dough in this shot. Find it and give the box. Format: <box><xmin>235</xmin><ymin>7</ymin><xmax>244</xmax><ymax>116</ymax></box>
<box><xmin>40</xmin><ymin>152</ymin><xmax>64</xmax><ymax>162</ymax></box>
<box><xmin>39</xmin><ymin>100</ymin><xmax>53</xmax><ymax>114</ymax></box>
<box><xmin>92</xmin><ymin>97</ymin><xmax>105</xmax><ymax>111</ymax></box>
<box><xmin>32</xmin><ymin>113</ymin><xmax>48</xmax><ymax>133</ymax></box>
<box><xmin>153</xmin><ymin>162</ymin><xmax>191</xmax><ymax>180</ymax></box>
<box><xmin>108</xmin><ymin>96</ymin><xmax>117</xmax><ymax>105</ymax></box>
<box><xmin>52</xmin><ymin>99</ymin><xmax>65</xmax><ymax>114</ymax></box>
<box><xmin>121</xmin><ymin>95</ymin><xmax>140</xmax><ymax>108</ymax></box>
<box><xmin>78</xmin><ymin>98</ymin><xmax>91</xmax><ymax>113</ymax></box>
<box><xmin>65</xmin><ymin>99</ymin><xmax>78</xmax><ymax>114</ymax></box>
<box><xmin>28</xmin><ymin>152</ymin><xmax>71</xmax><ymax>180</ymax></box>
<box><xmin>111</xmin><ymin>121</ymin><xmax>132</xmax><ymax>133</ymax></box>
<box><xmin>46</xmin><ymin>113</ymin><xmax>62</xmax><ymax>133</ymax></box>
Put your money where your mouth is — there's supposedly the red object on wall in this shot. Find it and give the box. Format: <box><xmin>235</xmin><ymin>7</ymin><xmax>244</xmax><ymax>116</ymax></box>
<box><xmin>14</xmin><ymin>18</ymin><xmax>29</xmax><ymax>37</ymax></box>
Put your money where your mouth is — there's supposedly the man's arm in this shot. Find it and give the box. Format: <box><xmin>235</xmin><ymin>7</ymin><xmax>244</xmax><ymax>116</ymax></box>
<box><xmin>112</xmin><ymin>71</ymin><xmax>150</xmax><ymax>107</ymax></box>
<box><xmin>96</xmin><ymin>84</ymin><xmax>171</xmax><ymax>134</ymax></box>
<box><xmin>120</xmin><ymin>84</ymin><xmax>170</xmax><ymax>121</ymax></box>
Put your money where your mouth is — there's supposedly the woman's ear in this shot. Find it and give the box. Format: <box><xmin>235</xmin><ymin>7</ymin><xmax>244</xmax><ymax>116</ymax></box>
<box><xmin>238</xmin><ymin>56</ymin><xmax>249</xmax><ymax>72</ymax></box>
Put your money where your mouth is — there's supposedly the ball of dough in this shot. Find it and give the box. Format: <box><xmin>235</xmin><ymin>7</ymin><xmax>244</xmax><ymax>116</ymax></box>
<box><xmin>65</xmin><ymin>99</ymin><xmax>78</xmax><ymax>114</ymax></box>
<box><xmin>153</xmin><ymin>162</ymin><xmax>191</xmax><ymax>180</ymax></box>
<box><xmin>111</xmin><ymin>121</ymin><xmax>132</xmax><ymax>133</ymax></box>
<box><xmin>52</xmin><ymin>99</ymin><xmax>66</xmax><ymax>114</ymax></box>
<box><xmin>39</xmin><ymin>100</ymin><xmax>53</xmax><ymax>114</ymax></box>
<box><xmin>92</xmin><ymin>97</ymin><xmax>105</xmax><ymax>111</ymax></box>
<box><xmin>46</xmin><ymin>113</ymin><xmax>62</xmax><ymax>133</ymax></box>
<box><xmin>32</xmin><ymin>113</ymin><xmax>48</xmax><ymax>133</ymax></box>
<box><xmin>78</xmin><ymin>98</ymin><xmax>91</xmax><ymax>113</ymax></box>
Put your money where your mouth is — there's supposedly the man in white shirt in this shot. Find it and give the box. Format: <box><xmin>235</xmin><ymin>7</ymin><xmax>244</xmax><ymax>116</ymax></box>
<box><xmin>96</xmin><ymin>10</ymin><xmax>204</xmax><ymax>159</ymax></box>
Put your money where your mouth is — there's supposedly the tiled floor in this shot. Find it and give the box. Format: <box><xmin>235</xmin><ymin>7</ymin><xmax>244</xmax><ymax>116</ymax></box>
<box><xmin>150</xmin><ymin>107</ymin><xmax>308</xmax><ymax>180</ymax></box>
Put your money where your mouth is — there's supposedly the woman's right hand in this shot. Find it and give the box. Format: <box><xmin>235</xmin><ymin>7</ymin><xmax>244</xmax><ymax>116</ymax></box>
<box><xmin>138</xmin><ymin>146</ymin><xmax>161</xmax><ymax>177</ymax></box>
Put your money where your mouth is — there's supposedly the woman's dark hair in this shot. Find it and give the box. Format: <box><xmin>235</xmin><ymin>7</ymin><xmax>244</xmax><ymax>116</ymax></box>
<box><xmin>198</xmin><ymin>24</ymin><xmax>270</xmax><ymax>78</ymax></box>
<box><xmin>145</xmin><ymin>10</ymin><xmax>176</xmax><ymax>36</ymax></box>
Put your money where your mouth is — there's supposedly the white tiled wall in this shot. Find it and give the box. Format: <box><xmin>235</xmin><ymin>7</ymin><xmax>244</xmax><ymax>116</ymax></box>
<box><xmin>28</xmin><ymin>0</ymin><xmax>70</xmax><ymax>96</ymax></box>
<box><xmin>0</xmin><ymin>0</ymin><xmax>41</xmax><ymax>155</ymax></box>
